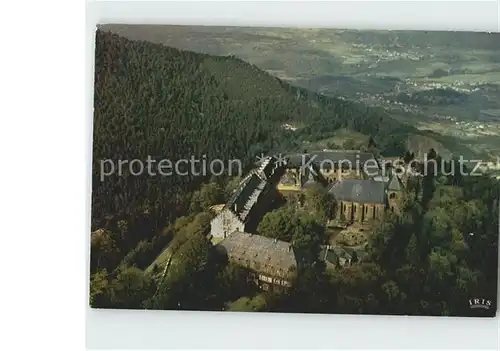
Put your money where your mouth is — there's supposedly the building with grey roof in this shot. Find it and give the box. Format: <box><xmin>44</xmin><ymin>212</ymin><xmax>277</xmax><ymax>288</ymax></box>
<box><xmin>309</xmin><ymin>150</ymin><xmax>378</xmax><ymax>170</ymax></box>
<box><xmin>216</xmin><ymin>231</ymin><xmax>298</xmax><ymax>289</ymax></box>
<box><xmin>328</xmin><ymin>179</ymin><xmax>388</xmax><ymax>223</ymax></box>
<box><xmin>283</xmin><ymin>150</ymin><xmax>381</xmax><ymax>184</ymax></box>
<box><xmin>319</xmin><ymin>245</ymin><xmax>368</xmax><ymax>269</ymax></box>
<box><xmin>284</xmin><ymin>150</ymin><xmax>379</xmax><ymax>170</ymax></box>
<box><xmin>328</xmin><ymin>179</ymin><xmax>386</xmax><ymax>205</ymax></box>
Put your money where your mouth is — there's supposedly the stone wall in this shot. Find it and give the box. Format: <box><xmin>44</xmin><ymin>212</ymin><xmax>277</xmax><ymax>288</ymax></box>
<box><xmin>332</xmin><ymin>201</ymin><xmax>386</xmax><ymax>223</ymax></box>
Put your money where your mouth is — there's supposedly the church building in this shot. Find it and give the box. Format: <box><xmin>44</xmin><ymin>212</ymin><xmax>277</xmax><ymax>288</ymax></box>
<box><xmin>328</xmin><ymin>179</ymin><xmax>387</xmax><ymax>223</ymax></box>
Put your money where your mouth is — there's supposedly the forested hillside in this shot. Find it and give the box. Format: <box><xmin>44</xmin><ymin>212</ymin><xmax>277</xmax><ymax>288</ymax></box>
<box><xmin>90</xmin><ymin>30</ymin><xmax>499</xmax><ymax>316</ymax></box>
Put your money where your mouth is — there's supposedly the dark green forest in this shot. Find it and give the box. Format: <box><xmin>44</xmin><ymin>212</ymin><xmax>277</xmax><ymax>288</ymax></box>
<box><xmin>90</xmin><ymin>30</ymin><xmax>499</xmax><ymax>316</ymax></box>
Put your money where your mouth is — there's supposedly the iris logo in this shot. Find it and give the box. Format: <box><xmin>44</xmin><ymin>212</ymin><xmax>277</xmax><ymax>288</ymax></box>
<box><xmin>468</xmin><ymin>298</ymin><xmax>492</xmax><ymax>310</ymax></box>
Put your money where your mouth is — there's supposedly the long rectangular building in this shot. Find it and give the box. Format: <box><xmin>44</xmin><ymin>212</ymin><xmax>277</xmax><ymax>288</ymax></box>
<box><xmin>216</xmin><ymin>231</ymin><xmax>298</xmax><ymax>290</ymax></box>
<box><xmin>210</xmin><ymin>156</ymin><xmax>284</xmax><ymax>239</ymax></box>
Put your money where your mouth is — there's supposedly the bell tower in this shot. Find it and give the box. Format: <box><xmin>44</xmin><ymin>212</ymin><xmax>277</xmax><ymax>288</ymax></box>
<box><xmin>387</xmin><ymin>174</ymin><xmax>403</xmax><ymax>213</ymax></box>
